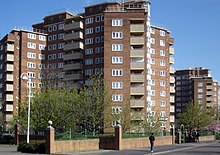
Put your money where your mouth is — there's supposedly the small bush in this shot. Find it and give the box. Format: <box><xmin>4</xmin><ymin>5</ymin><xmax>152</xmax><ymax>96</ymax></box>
<box><xmin>17</xmin><ymin>142</ymin><xmax>45</xmax><ymax>154</ymax></box>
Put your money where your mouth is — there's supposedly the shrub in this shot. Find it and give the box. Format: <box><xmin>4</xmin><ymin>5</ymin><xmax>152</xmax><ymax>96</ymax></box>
<box><xmin>17</xmin><ymin>141</ymin><xmax>45</xmax><ymax>154</ymax></box>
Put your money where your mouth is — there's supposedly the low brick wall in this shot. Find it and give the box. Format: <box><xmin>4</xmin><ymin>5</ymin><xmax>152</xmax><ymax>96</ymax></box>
<box><xmin>122</xmin><ymin>136</ymin><xmax>172</xmax><ymax>150</ymax></box>
<box><xmin>199</xmin><ymin>135</ymin><xmax>215</xmax><ymax>142</ymax></box>
<box><xmin>53</xmin><ymin>139</ymin><xmax>100</xmax><ymax>153</ymax></box>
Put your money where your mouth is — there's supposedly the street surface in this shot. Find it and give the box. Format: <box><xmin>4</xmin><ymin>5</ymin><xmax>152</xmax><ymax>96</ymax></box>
<box><xmin>0</xmin><ymin>141</ymin><xmax>219</xmax><ymax>155</ymax></box>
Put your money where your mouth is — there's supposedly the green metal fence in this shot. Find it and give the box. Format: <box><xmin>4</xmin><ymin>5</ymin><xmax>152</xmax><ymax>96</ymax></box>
<box><xmin>122</xmin><ymin>130</ymin><xmax>170</xmax><ymax>139</ymax></box>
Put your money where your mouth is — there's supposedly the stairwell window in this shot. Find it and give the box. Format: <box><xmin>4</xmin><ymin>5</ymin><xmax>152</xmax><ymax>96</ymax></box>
<box><xmin>160</xmin><ymin>30</ymin><xmax>165</xmax><ymax>36</ymax></box>
<box><xmin>160</xmin><ymin>40</ymin><xmax>165</xmax><ymax>46</ymax></box>
<box><xmin>28</xmin><ymin>33</ymin><xmax>36</xmax><ymax>39</ymax></box>
<box><xmin>112</xmin><ymin>44</ymin><xmax>123</xmax><ymax>51</ymax></box>
<box><xmin>112</xmin><ymin>32</ymin><xmax>123</xmax><ymax>39</ymax></box>
<box><xmin>27</xmin><ymin>42</ymin><xmax>36</xmax><ymax>49</ymax></box>
<box><xmin>112</xmin><ymin>69</ymin><xmax>123</xmax><ymax>76</ymax></box>
<box><xmin>112</xmin><ymin>56</ymin><xmax>123</xmax><ymax>64</ymax></box>
<box><xmin>112</xmin><ymin>19</ymin><xmax>123</xmax><ymax>26</ymax></box>
<box><xmin>112</xmin><ymin>94</ymin><xmax>123</xmax><ymax>101</ymax></box>
<box><xmin>112</xmin><ymin>82</ymin><xmax>123</xmax><ymax>89</ymax></box>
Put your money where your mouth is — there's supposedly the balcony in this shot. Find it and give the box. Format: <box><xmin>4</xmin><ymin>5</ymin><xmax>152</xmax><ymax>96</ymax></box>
<box><xmin>7</xmin><ymin>44</ymin><xmax>14</xmax><ymax>51</ymax></box>
<box><xmin>64</xmin><ymin>32</ymin><xmax>83</xmax><ymax>41</ymax></box>
<box><xmin>130</xmin><ymin>112</ymin><xmax>145</xmax><ymax>120</ymax></box>
<box><xmin>6</xmin><ymin>54</ymin><xmax>14</xmax><ymax>62</ymax></box>
<box><xmin>6</xmin><ymin>64</ymin><xmax>14</xmax><ymax>71</ymax></box>
<box><xmin>5</xmin><ymin>114</ymin><xmax>13</xmax><ymax>122</ymax></box>
<box><xmin>130</xmin><ymin>86</ymin><xmax>145</xmax><ymax>95</ymax></box>
<box><xmin>130</xmin><ymin>49</ymin><xmax>144</xmax><ymax>57</ymax></box>
<box><xmin>6</xmin><ymin>74</ymin><xmax>13</xmax><ymax>81</ymax></box>
<box><xmin>130</xmin><ymin>100</ymin><xmax>145</xmax><ymax>108</ymax></box>
<box><xmin>64</xmin><ymin>21</ymin><xmax>83</xmax><ymax>31</ymax></box>
<box><xmin>130</xmin><ymin>37</ymin><xmax>145</xmax><ymax>45</ymax></box>
<box><xmin>169</xmin><ymin>47</ymin><xmax>174</xmax><ymax>55</ymax></box>
<box><xmin>130</xmin><ymin>74</ymin><xmax>144</xmax><ymax>82</ymax></box>
<box><xmin>169</xmin><ymin>57</ymin><xmax>174</xmax><ymax>64</ymax></box>
<box><xmin>63</xmin><ymin>52</ymin><xmax>83</xmax><ymax>61</ymax></box>
<box><xmin>170</xmin><ymin>76</ymin><xmax>175</xmax><ymax>83</ymax></box>
<box><xmin>64</xmin><ymin>42</ymin><xmax>84</xmax><ymax>50</ymax></box>
<box><xmin>130</xmin><ymin>62</ymin><xmax>144</xmax><ymax>70</ymax></box>
<box><xmin>63</xmin><ymin>63</ymin><xmax>83</xmax><ymax>71</ymax></box>
<box><xmin>64</xmin><ymin>73</ymin><xmax>83</xmax><ymax>81</ymax></box>
<box><xmin>6</xmin><ymin>84</ymin><xmax>13</xmax><ymax>91</ymax></box>
<box><xmin>170</xmin><ymin>66</ymin><xmax>175</xmax><ymax>74</ymax></box>
<box><xmin>6</xmin><ymin>94</ymin><xmax>13</xmax><ymax>101</ymax></box>
<box><xmin>206</xmin><ymin>97</ymin><xmax>212</xmax><ymax>101</ymax></box>
<box><xmin>170</xmin><ymin>105</ymin><xmax>175</xmax><ymax>113</ymax></box>
<box><xmin>206</xmin><ymin>85</ymin><xmax>213</xmax><ymax>90</ymax></box>
<box><xmin>206</xmin><ymin>91</ymin><xmax>212</xmax><ymax>96</ymax></box>
<box><xmin>5</xmin><ymin>104</ymin><xmax>13</xmax><ymax>112</ymax></box>
<box><xmin>170</xmin><ymin>86</ymin><xmax>175</xmax><ymax>93</ymax></box>
<box><xmin>169</xmin><ymin>37</ymin><xmax>174</xmax><ymax>45</ymax></box>
<box><xmin>170</xmin><ymin>96</ymin><xmax>175</xmax><ymax>103</ymax></box>
<box><xmin>130</xmin><ymin>24</ymin><xmax>144</xmax><ymax>32</ymax></box>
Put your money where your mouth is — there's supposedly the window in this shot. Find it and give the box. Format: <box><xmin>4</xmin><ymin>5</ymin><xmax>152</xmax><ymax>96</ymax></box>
<box><xmin>160</xmin><ymin>80</ymin><xmax>166</xmax><ymax>86</ymax></box>
<box><xmin>112</xmin><ymin>107</ymin><xmax>123</xmax><ymax>114</ymax></box>
<box><xmin>160</xmin><ymin>60</ymin><xmax>165</xmax><ymax>66</ymax></box>
<box><xmin>48</xmin><ymin>26</ymin><xmax>52</xmax><ymax>32</ymax></box>
<box><xmin>101</xmin><ymin>15</ymin><xmax>104</xmax><ymax>21</ymax></box>
<box><xmin>150</xmin><ymin>27</ymin><xmax>155</xmax><ymax>34</ymax></box>
<box><xmin>28</xmin><ymin>33</ymin><xmax>36</xmax><ymax>39</ymax></box>
<box><xmin>27</xmin><ymin>72</ymin><xmax>36</xmax><ymax>78</ymax></box>
<box><xmin>95</xmin><ymin>26</ymin><xmax>100</xmax><ymax>33</ymax></box>
<box><xmin>52</xmin><ymin>54</ymin><xmax>56</xmax><ymax>59</ymax></box>
<box><xmin>160</xmin><ymin>111</ymin><xmax>166</xmax><ymax>117</ymax></box>
<box><xmin>101</xmin><ymin>36</ymin><xmax>104</xmax><ymax>42</ymax></box>
<box><xmin>112</xmin><ymin>94</ymin><xmax>123</xmax><ymax>101</ymax></box>
<box><xmin>198</xmin><ymin>83</ymin><xmax>203</xmax><ymax>87</ymax></box>
<box><xmin>85</xmin><ymin>38</ymin><xmax>93</xmax><ymax>45</ymax></box>
<box><xmin>112</xmin><ymin>56</ymin><xmax>123</xmax><ymax>64</ymax></box>
<box><xmin>95</xmin><ymin>58</ymin><xmax>100</xmax><ymax>64</ymax></box>
<box><xmin>112</xmin><ymin>69</ymin><xmax>123</xmax><ymax>76</ymax></box>
<box><xmin>85</xmin><ymin>69</ymin><xmax>93</xmax><ymax>75</ymax></box>
<box><xmin>52</xmin><ymin>44</ymin><xmax>57</xmax><ymax>50</ymax></box>
<box><xmin>58</xmin><ymin>33</ymin><xmax>64</xmax><ymax>39</ymax></box>
<box><xmin>85</xmin><ymin>59</ymin><xmax>93</xmax><ymax>65</ymax></box>
<box><xmin>58</xmin><ymin>62</ymin><xmax>64</xmax><ymax>68</ymax></box>
<box><xmin>160</xmin><ymin>71</ymin><xmax>166</xmax><ymax>76</ymax></box>
<box><xmin>39</xmin><ymin>44</ymin><xmax>45</xmax><ymax>50</ymax></box>
<box><xmin>52</xmin><ymin>35</ymin><xmax>57</xmax><ymax>40</ymax></box>
<box><xmin>95</xmin><ymin>37</ymin><xmax>100</xmax><ymax>43</ymax></box>
<box><xmin>150</xmin><ymin>111</ymin><xmax>156</xmax><ymax>117</ymax></box>
<box><xmin>58</xmin><ymin>53</ymin><xmax>63</xmax><ymax>58</ymax></box>
<box><xmin>147</xmin><ymin>69</ymin><xmax>155</xmax><ymax>75</ymax></box>
<box><xmin>48</xmin><ymin>55</ymin><xmax>52</xmax><ymax>60</ymax></box>
<box><xmin>160</xmin><ymin>101</ymin><xmax>166</xmax><ymax>107</ymax></box>
<box><xmin>48</xmin><ymin>36</ymin><xmax>52</xmax><ymax>41</ymax></box>
<box><xmin>27</xmin><ymin>62</ymin><xmax>36</xmax><ymax>68</ymax></box>
<box><xmin>101</xmin><ymin>26</ymin><xmax>104</xmax><ymax>32</ymax></box>
<box><xmin>112</xmin><ymin>19</ymin><xmax>123</xmax><ymax>26</ymax></box>
<box><xmin>39</xmin><ymin>35</ymin><xmax>46</xmax><ymax>41</ymax></box>
<box><xmin>85</xmin><ymin>28</ymin><xmax>93</xmax><ymax>34</ymax></box>
<box><xmin>27</xmin><ymin>52</ymin><xmax>36</xmax><ymax>59</ymax></box>
<box><xmin>112</xmin><ymin>82</ymin><xmax>123</xmax><ymax>89</ymax></box>
<box><xmin>112</xmin><ymin>44</ymin><xmax>123</xmax><ymax>51</ymax></box>
<box><xmin>27</xmin><ymin>42</ymin><xmax>36</xmax><ymax>49</ymax></box>
<box><xmin>52</xmin><ymin>25</ymin><xmax>57</xmax><ymax>31</ymax></box>
<box><xmin>160</xmin><ymin>50</ymin><xmax>165</xmax><ymax>56</ymax></box>
<box><xmin>95</xmin><ymin>16</ymin><xmax>100</xmax><ymax>22</ymax></box>
<box><xmin>95</xmin><ymin>47</ymin><xmax>100</xmax><ymax>53</ymax></box>
<box><xmin>160</xmin><ymin>30</ymin><xmax>165</xmax><ymax>36</ymax></box>
<box><xmin>85</xmin><ymin>48</ymin><xmax>93</xmax><ymax>55</ymax></box>
<box><xmin>38</xmin><ymin>54</ymin><xmax>45</xmax><ymax>60</ymax></box>
<box><xmin>27</xmin><ymin>82</ymin><xmax>35</xmax><ymax>88</ymax></box>
<box><xmin>112</xmin><ymin>32</ymin><xmax>123</xmax><ymax>39</ymax></box>
<box><xmin>160</xmin><ymin>40</ymin><xmax>165</xmax><ymax>46</ymax></box>
<box><xmin>58</xmin><ymin>43</ymin><xmax>64</xmax><ymax>49</ymax></box>
<box><xmin>58</xmin><ymin>24</ymin><xmax>64</xmax><ymax>30</ymax></box>
<box><xmin>160</xmin><ymin>91</ymin><xmax>166</xmax><ymax>97</ymax></box>
<box><xmin>151</xmin><ymin>38</ymin><xmax>155</xmax><ymax>44</ymax></box>
<box><xmin>151</xmin><ymin>48</ymin><xmax>155</xmax><ymax>54</ymax></box>
<box><xmin>85</xmin><ymin>17</ymin><xmax>93</xmax><ymax>24</ymax></box>
<box><xmin>198</xmin><ymin>89</ymin><xmax>203</xmax><ymax>93</ymax></box>
<box><xmin>198</xmin><ymin>94</ymin><xmax>203</xmax><ymax>98</ymax></box>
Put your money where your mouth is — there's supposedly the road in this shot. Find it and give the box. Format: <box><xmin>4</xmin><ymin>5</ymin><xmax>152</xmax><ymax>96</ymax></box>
<box><xmin>0</xmin><ymin>141</ymin><xmax>219</xmax><ymax>155</ymax></box>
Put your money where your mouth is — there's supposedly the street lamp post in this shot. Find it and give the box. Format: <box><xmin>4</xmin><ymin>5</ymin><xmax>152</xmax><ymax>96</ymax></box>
<box><xmin>21</xmin><ymin>73</ymin><xmax>31</xmax><ymax>143</ymax></box>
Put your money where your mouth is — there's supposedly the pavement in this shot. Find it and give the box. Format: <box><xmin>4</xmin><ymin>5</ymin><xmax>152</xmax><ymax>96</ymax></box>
<box><xmin>53</xmin><ymin>140</ymin><xmax>219</xmax><ymax>155</ymax></box>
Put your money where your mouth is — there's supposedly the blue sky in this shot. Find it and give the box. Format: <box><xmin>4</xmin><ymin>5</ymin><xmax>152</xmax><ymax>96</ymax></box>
<box><xmin>1</xmin><ymin>0</ymin><xmax>220</xmax><ymax>82</ymax></box>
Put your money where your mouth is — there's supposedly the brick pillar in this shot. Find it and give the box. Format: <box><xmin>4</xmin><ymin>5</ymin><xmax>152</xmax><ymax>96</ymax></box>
<box><xmin>14</xmin><ymin>124</ymin><xmax>19</xmax><ymax>145</ymax></box>
<box><xmin>45</xmin><ymin>126</ymin><xmax>55</xmax><ymax>154</ymax></box>
<box><xmin>171</xmin><ymin>127</ymin><xmax>175</xmax><ymax>145</ymax></box>
<box><xmin>177</xmin><ymin>129</ymin><xmax>181</xmax><ymax>144</ymax></box>
<box><xmin>114</xmin><ymin>126</ymin><xmax>122</xmax><ymax>150</ymax></box>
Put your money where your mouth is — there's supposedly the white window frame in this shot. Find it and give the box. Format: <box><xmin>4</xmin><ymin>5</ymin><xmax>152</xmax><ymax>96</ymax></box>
<box><xmin>112</xmin><ymin>69</ymin><xmax>123</xmax><ymax>76</ymax></box>
<box><xmin>112</xmin><ymin>82</ymin><xmax>123</xmax><ymax>89</ymax></box>
<box><xmin>112</xmin><ymin>56</ymin><xmax>123</xmax><ymax>64</ymax></box>
<box><xmin>112</xmin><ymin>32</ymin><xmax>123</xmax><ymax>39</ymax></box>
<box><xmin>27</xmin><ymin>52</ymin><xmax>36</xmax><ymax>59</ymax></box>
<box><xmin>27</xmin><ymin>33</ymin><xmax>36</xmax><ymax>39</ymax></box>
<box><xmin>112</xmin><ymin>19</ymin><xmax>123</xmax><ymax>26</ymax></box>
<box><xmin>112</xmin><ymin>94</ymin><xmax>123</xmax><ymax>102</ymax></box>
<box><xmin>27</xmin><ymin>42</ymin><xmax>36</xmax><ymax>49</ymax></box>
<box><xmin>160</xmin><ymin>40</ymin><xmax>165</xmax><ymax>46</ymax></box>
<box><xmin>112</xmin><ymin>44</ymin><xmax>123</xmax><ymax>51</ymax></box>
<box><xmin>85</xmin><ymin>17</ymin><xmax>93</xmax><ymax>24</ymax></box>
